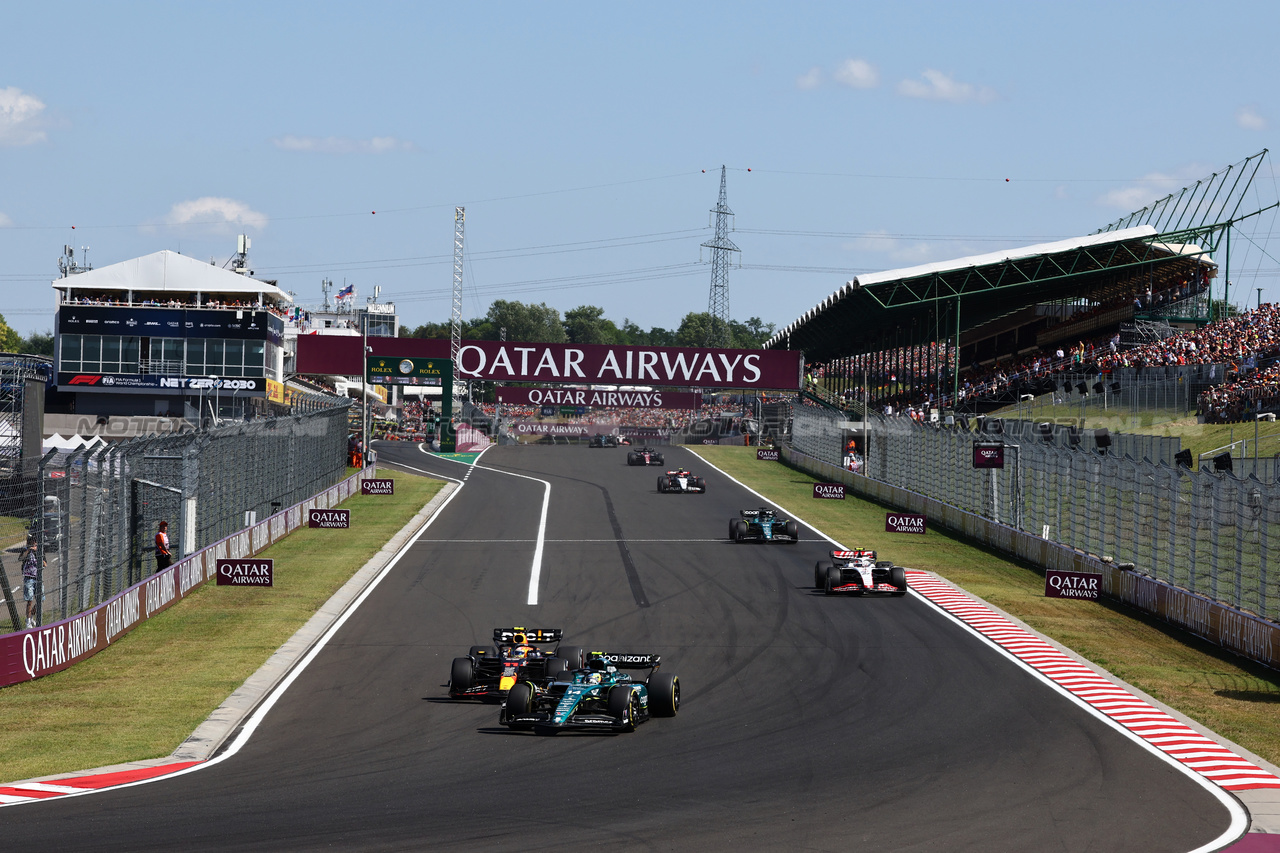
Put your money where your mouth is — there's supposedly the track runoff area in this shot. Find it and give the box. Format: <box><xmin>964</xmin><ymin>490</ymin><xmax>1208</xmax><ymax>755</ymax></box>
<box><xmin>0</xmin><ymin>441</ymin><xmax>1272</xmax><ymax>851</ymax></box>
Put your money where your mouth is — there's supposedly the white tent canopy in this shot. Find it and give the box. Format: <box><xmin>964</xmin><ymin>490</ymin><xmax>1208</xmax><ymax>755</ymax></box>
<box><xmin>52</xmin><ymin>250</ymin><xmax>291</xmax><ymax>303</ymax></box>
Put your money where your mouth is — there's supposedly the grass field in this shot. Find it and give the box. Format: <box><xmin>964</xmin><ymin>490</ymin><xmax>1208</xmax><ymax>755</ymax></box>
<box><xmin>0</xmin><ymin>468</ymin><xmax>443</xmax><ymax>783</ymax></box>
<box><xmin>687</xmin><ymin>445</ymin><xmax>1280</xmax><ymax>767</ymax></box>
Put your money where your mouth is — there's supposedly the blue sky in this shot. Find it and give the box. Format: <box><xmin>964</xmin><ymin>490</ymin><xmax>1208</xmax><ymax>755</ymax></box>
<box><xmin>3</xmin><ymin>1</ymin><xmax>1279</xmax><ymax>338</ymax></box>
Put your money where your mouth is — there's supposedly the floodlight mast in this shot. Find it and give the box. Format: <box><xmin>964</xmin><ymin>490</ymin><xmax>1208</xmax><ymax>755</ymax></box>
<box><xmin>702</xmin><ymin>166</ymin><xmax>740</xmax><ymax>348</ymax></box>
<box><xmin>451</xmin><ymin>207</ymin><xmax>466</xmax><ymax>417</ymax></box>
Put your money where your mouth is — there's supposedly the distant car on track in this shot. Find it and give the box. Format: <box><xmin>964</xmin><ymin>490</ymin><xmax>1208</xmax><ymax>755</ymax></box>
<box><xmin>449</xmin><ymin>627</ymin><xmax>584</xmax><ymax>700</ymax></box>
<box><xmin>657</xmin><ymin>468</ymin><xmax>706</xmax><ymax>494</ymax></box>
<box><xmin>589</xmin><ymin>434</ymin><xmax>619</xmax><ymax>448</ymax></box>
<box><xmin>728</xmin><ymin>507</ymin><xmax>799</xmax><ymax>544</ymax></box>
<box><xmin>499</xmin><ymin>651</ymin><xmax>679</xmax><ymax>734</ymax></box>
<box><xmin>627</xmin><ymin>446</ymin><xmax>665</xmax><ymax>466</ymax></box>
<box><xmin>815</xmin><ymin>549</ymin><xmax>908</xmax><ymax>596</ymax></box>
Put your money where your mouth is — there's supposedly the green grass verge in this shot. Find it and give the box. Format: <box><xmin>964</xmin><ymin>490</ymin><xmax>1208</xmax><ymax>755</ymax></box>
<box><xmin>688</xmin><ymin>445</ymin><xmax>1280</xmax><ymax>766</ymax></box>
<box><xmin>0</xmin><ymin>468</ymin><xmax>443</xmax><ymax>783</ymax></box>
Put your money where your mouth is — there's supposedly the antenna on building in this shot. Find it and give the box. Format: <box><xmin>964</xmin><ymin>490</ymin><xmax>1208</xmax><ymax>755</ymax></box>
<box><xmin>702</xmin><ymin>166</ymin><xmax>740</xmax><ymax>347</ymax></box>
<box><xmin>321</xmin><ymin>278</ymin><xmax>332</xmax><ymax>311</ymax></box>
<box><xmin>229</xmin><ymin>234</ymin><xmax>251</xmax><ymax>274</ymax></box>
<box><xmin>367</xmin><ymin>285</ymin><xmax>381</xmax><ymax>304</ymax></box>
<box><xmin>58</xmin><ymin>244</ymin><xmax>92</xmax><ymax>278</ymax></box>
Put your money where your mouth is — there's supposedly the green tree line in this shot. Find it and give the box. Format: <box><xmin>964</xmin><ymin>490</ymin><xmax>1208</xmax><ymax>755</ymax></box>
<box><xmin>401</xmin><ymin>300</ymin><xmax>776</xmax><ymax>349</ymax></box>
<box><xmin>0</xmin><ymin>315</ymin><xmax>53</xmax><ymax>357</ymax></box>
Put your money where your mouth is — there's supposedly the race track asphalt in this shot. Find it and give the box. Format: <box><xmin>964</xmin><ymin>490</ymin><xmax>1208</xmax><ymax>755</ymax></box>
<box><xmin>0</xmin><ymin>444</ymin><xmax>1238</xmax><ymax>851</ymax></box>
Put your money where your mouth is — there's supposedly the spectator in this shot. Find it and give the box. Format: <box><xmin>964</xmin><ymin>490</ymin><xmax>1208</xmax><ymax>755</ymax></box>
<box><xmin>22</xmin><ymin>536</ymin><xmax>44</xmax><ymax>629</ymax></box>
<box><xmin>155</xmin><ymin>521</ymin><xmax>172</xmax><ymax>572</ymax></box>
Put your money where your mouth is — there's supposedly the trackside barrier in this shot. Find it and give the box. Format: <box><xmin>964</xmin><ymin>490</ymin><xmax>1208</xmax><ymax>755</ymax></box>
<box><xmin>782</xmin><ymin>445</ymin><xmax>1280</xmax><ymax>671</ymax></box>
<box><xmin>0</xmin><ymin>464</ymin><xmax>377</xmax><ymax>689</ymax></box>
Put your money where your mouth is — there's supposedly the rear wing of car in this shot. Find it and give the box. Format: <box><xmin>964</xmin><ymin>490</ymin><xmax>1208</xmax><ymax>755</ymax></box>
<box><xmin>493</xmin><ymin>627</ymin><xmax>563</xmax><ymax>644</ymax></box>
<box><xmin>739</xmin><ymin>509</ymin><xmax>761</xmax><ymax>518</ymax></box>
<box><xmin>599</xmin><ymin>653</ymin><xmax>662</xmax><ymax>670</ymax></box>
<box><xmin>832</xmin><ymin>549</ymin><xmax>876</xmax><ymax>561</ymax></box>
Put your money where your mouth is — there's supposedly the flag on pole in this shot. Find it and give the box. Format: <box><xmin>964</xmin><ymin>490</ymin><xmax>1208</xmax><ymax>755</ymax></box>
<box><xmin>337</xmin><ymin>284</ymin><xmax>354</xmax><ymax>299</ymax></box>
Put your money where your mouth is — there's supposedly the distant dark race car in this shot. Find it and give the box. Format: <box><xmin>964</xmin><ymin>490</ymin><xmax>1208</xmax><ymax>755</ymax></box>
<box><xmin>589</xmin><ymin>434</ymin><xmax>618</xmax><ymax>448</ymax></box>
<box><xmin>626</xmin><ymin>446</ymin><xmax>665</xmax><ymax>466</ymax></box>
<box><xmin>657</xmin><ymin>468</ymin><xmax>706</xmax><ymax>494</ymax></box>
<box><xmin>499</xmin><ymin>651</ymin><xmax>680</xmax><ymax>734</ymax></box>
<box><xmin>815</xmin><ymin>549</ymin><xmax>908</xmax><ymax>596</ymax></box>
<box><xmin>448</xmin><ymin>627</ymin><xmax>585</xmax><ymax>700</ymax></box>
<box><xmin>728</xmin><ymin>507</ymin><xmax>799</xmax><ymax>543</ymax></box>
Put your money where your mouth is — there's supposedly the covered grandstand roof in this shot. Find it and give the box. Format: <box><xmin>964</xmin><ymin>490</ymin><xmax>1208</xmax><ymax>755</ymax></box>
<box><xmin>766</xmin><ymin>225</ymin><xmax>1215</xmax><ymax>362</ymax></box>
<box><xmin>51</xmin><ymin>250</ymin><xmax>291</xmax><ymax>302</ymax></box>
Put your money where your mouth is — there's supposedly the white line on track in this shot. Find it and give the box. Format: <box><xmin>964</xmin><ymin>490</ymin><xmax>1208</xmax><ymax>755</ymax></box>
<box><xmin>687</xmin><ymin>447</ymin><xmax>1249</xmax><ymax>852</ymax></box>
<box><xmin>415</xmin><ymin>444</ymin><xmax>550</xmax><ymax>606</ymax></box>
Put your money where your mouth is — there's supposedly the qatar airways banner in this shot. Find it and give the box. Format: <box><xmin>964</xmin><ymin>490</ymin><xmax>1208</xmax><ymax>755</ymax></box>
<box><xmin>296</xmin><ymin>336</ymin><xmax>802</xmax><ymax>390</ymax></box>
<box><xmin>496</xmin><ymin>386</ymin><xmax>701</xmax><ymax>409</ymax></box>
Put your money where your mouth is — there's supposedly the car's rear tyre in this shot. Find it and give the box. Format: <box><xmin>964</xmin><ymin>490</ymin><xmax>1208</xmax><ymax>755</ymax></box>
<box><xmin>450</xmin><ymin>657</ymin><xmax>474</xmax><ymax>694</ymax></box>
<box><xmin>504</xmin><ymin>681</ymin><xmax>535</xmax><ymax>729</ymax></box>
<box><xmin>657</xmin><ymin>477</ymin><xmax>665</xmax><ymax>493</ymax></box>
<box><xmin>543</xmin><ymin>657</ymin><xmax>569</xmax><ymax>679</ymax></box>
<box><xmin>785</xmin><ymin>520</ymin><xmax>799</xmax><ymax>542</ymax></box>
<box><xmin>555</xmin><ymin>645</ymin><xmax>584</xmax><ymax>669</ymax></box>
<box><xmin>654</xmin><ymin>454</ymin><xmax>664</xmax><ymax>465</ymax></box>
<box><xmin>733</xmin><ymin>520</ymin><xmax>747</xmax><ymax>542</ymax></box>
<box><xmin>695</xmin><ymin>478</ymin><xmax>705</xmax><ymax>492</ymax></box>
<box><xmin>891</xmin><ymin>566</ymin><xmax>908</xmax><ymax>596</ymax></box>
<box><xmin>627</xmin><ymin>453</ymin><xmax>637</xmax><ymax>465</ymax></box>
<box><xmin>648</xmin><ymin>672</ymin><xmax>680</xmax><ymax>717</ymax></box>
<box><xmin>825</xmin><ymin>565</ymin><xmax>843</xmax><ymax>596</ymax></box>
<box><xmin>608</xmin><ymin>686</ymin><xmax>639</xmax><ymax>732</ymax></box>
<box><xmin>728</xmin><ymin>520</ymin><xmax>737</xmax><ymax>540</ymax></box>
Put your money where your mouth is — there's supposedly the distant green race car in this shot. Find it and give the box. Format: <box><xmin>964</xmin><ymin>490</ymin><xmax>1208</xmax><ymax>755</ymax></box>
<box><xmin>498</xmin><ymin>651</ymin><xmax>680</xmax><ymax>734</ymax></box>
<box><xmin>728</xmin><ymin>507</ymin><xmax>799</xmax><ymax>544</ymax></box>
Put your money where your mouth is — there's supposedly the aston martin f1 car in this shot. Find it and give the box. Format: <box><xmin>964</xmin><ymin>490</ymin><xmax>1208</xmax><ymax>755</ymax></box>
<box><xmin>499</xmin><ymin>651</ymin><xmax>679</xmax><ymax>733</ymax></box>
<box><xmin>448</xmin><ymin>627</ymin><xmax>585</xmax><ymax>700</ymax></box>
<box><xmin>815</xmin><ymin>549</ymin><xmax>908</xmax><ymax>596</ymax></box>
<box><xmin>589</xmin><ymin>434</ymin><xmax>618</xmax><ymax>448</ymax></box>
<box><xmin>657</xmin><ymin>468</ymin><xmax>706</xmax><ymax>494</ymax></box>
<box><xmin>729</xmin><ymin>507</ymin><xmax>799</xmax><ymax>543</ymax></box>
<box><xmin>626</xmin><ymin>446</ymin><xmax>665</xmax><ymax>466</ymax></box>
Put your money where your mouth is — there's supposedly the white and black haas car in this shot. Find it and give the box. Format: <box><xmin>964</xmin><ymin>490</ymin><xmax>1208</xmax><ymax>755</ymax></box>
<box><xmin>657</xmin><ymin>468</ymin><xmax>706</xmax><ymax>493</ymax></box>
<box><xmin>626</xmin><ymin>446</ymin><xmax>665</xmax><ymax>466</ymax></box>
<box><xmin>815</xmin><ymin>549</ymin><xmax>908</xmax><ymax>596</ymax></box>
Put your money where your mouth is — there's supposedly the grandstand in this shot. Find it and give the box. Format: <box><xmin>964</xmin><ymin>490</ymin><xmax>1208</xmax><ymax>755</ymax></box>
<box><xmin>767</xmin><ymin>151</ymin><xmax>1277</xmax><ymax>419</ymax></box>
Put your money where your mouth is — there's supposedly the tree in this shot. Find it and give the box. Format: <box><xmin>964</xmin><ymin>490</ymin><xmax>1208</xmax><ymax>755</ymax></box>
<box><xmin>0</xmin><ymin>315</ymin><xmax>22</xmax><ymax>353</ymax></box>
<box><xmin>675</xmin><ymin>312</ymin><xmax>730</xmax><ymax>348</ymax></box>
<box><xmin>563</xmin><ymin>305</ymin><xmax>620</xmax><ymax>345</ymax></box>
<box><xmin>729</xmin><ymin>317</ymin><xmax>776</xmax><ymax>349</ymax></box>
<box><xmin>20</xmin><ymin>331</ymin><xmax>54</xmax><ymax>357</ymax></box>
<box><xmin>486</xmin><ymin>300</ymin><xmax>567</xmax><ymax>343</ymax></box>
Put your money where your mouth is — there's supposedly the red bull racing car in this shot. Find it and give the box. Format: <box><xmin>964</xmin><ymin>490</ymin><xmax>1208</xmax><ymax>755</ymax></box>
<box><xmin>657</xmin><ymin>468</ymin><xmax>706</xmax><ymax>493</ymax></box>
<box><xmin>815</xmin><ymin>549</ymin><xmax>908</xmax><ymax>595</ymax></box>
<box><xmin>626</xmin><ymin>446</ymin><xmax>666</xmax><ymax>466</ymax></box>
<box><xmin>448</xmin><ymin>627</ymin><xmax>585</xmax><ymax>700</ymax></box>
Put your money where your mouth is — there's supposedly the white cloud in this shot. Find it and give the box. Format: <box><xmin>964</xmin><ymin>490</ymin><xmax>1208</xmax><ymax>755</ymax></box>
<box><xmin>843</xmin><ymin>230</ymin><xmax>956</xmax><ymax>265</ymax></box>
<box><xmin>0</xmin><ymin>86</ymin><xmax>48</xmax><ymax>146</ymax></box>
<box><xmin>1237</xmin><ymin>106</ymin><xmax>1266</xmax><ymax>131</ymax></box>
<box><xmin>1097</xmin><ymin>164</ymin><xmax>1210</xmax><ymax>211</ymax></box>
<box><xmin>896</xmin><ymin>69</ymin><xmax>995</xmax><ymax>103</ymax></box>
<box><xmin>833</xmin><ymin>59</ymin><xmax>878</xmax><ymax>90</ymax></box>
<box><xmin>164</xmin><ymin>197</ymin><xmax>268</xmax><ymax>230</ymax></box>
<box><xmin>272</xmin><ymin>135</ymin><xmax>414</xmax><ymax>154</ymax></box>
<box><xmin>796</xmin><ymin>67</ymin><xmax>824</xmax><ymax>90</ymax></box>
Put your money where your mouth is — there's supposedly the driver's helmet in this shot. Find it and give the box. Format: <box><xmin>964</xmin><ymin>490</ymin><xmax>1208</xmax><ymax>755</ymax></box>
<box><xmin>508</xmin><ymin>633</ymin><xmax>535</xmax><ymax>659</ymax></box>
<box><xmin>586</xmin><ymin>672</ymin><xmax>604</xmax><ymax>684</ymax></box>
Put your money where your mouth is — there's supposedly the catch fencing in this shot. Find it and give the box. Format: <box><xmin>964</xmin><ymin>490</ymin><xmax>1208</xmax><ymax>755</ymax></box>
<box><xmin>788</xmin><ymin>403</ymin><xmax>1279</xmax><ymax>626</ymax></box>
<box><xmin>6</xmin><ymin>400</ymin><xmax>351</xmax><ymax>632</ymax></box>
